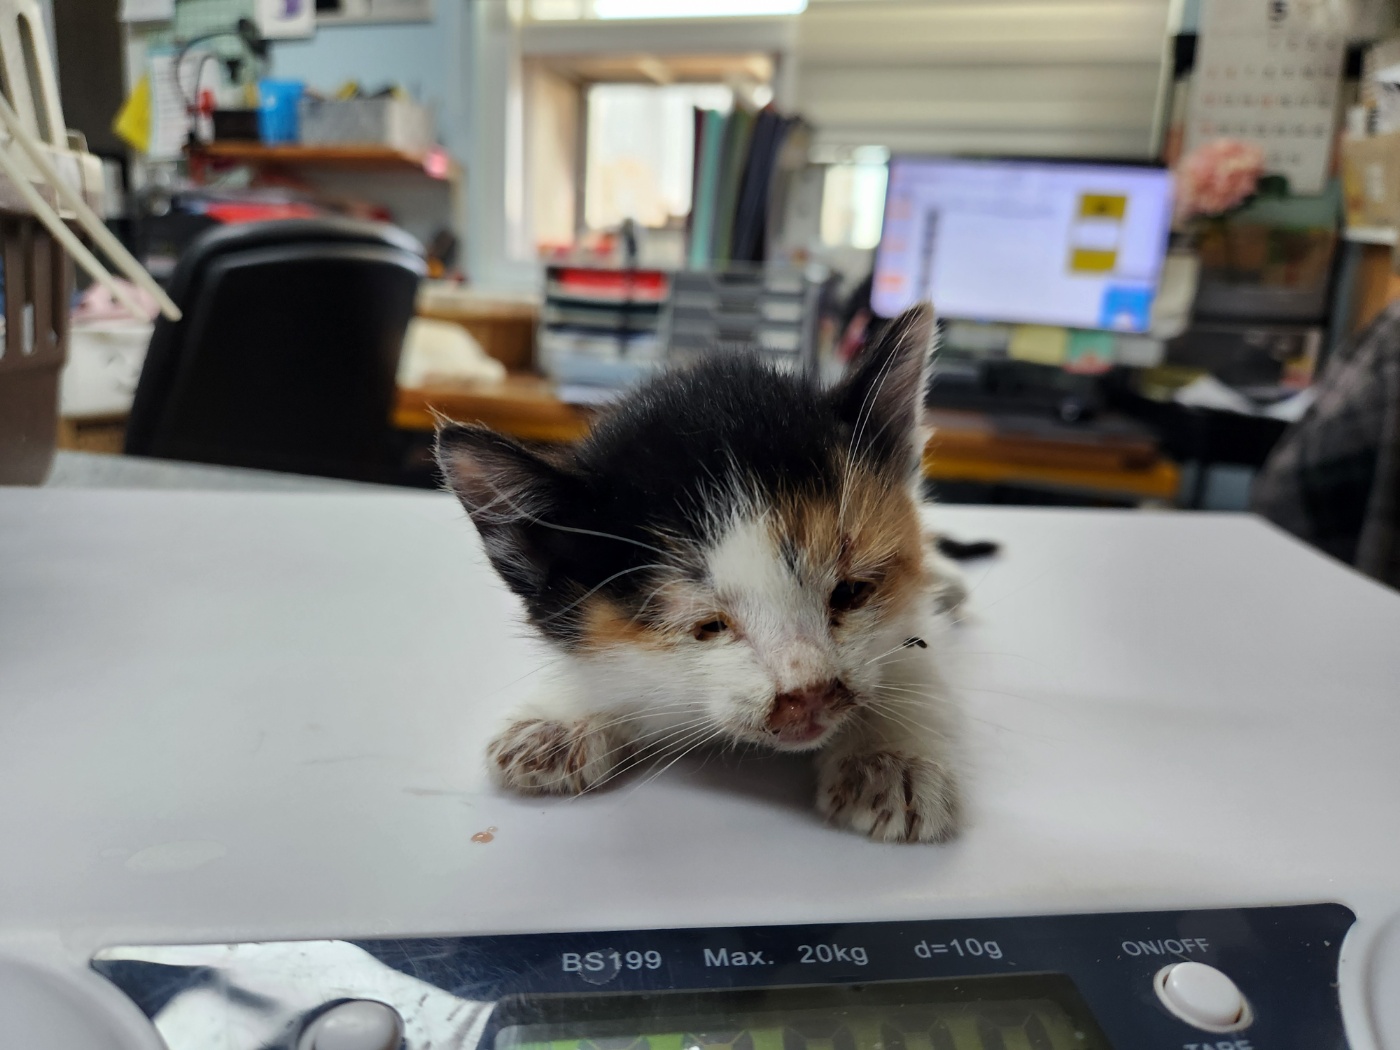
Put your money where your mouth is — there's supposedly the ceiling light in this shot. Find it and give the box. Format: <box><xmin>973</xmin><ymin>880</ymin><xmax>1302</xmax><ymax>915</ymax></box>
<box><xmin>593</xmin><ymin>0</ymin><xmax>807</xmax><ymax>18</ymax></box>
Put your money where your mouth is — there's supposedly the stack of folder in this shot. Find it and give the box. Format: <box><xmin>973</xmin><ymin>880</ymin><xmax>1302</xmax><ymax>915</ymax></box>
<box><xmin>688</xmin><ymin>104</ymin><xmax>799</xmax><ymax>269</ymax></box>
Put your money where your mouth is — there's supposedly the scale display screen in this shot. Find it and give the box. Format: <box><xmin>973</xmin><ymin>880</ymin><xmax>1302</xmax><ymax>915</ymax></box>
<box><xmin>494</xmin><ymin>975</ymin><xmax>1112</xmax><ymax>1050</ymax></box>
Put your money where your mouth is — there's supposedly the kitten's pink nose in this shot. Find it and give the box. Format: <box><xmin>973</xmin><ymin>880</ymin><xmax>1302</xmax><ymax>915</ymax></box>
<box><xmin>767</xmin><ymin>681</ymin><xmax>852</xmax><ymax>737</ymax></box>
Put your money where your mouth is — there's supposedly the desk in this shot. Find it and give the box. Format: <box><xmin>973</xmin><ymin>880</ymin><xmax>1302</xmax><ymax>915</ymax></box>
<box><xmin>396</xmin><ymin>374</ymin><xmax>588</xmax><ymax>444</ymax></box>
<box><xmin>58</xmin><ymin>339</ymin><xmax>1180</xmax><ymax>502</ymax></box>
<box><xmin>396</xmin><ymin>378</ymin><xmax>1181</xmax><ymax>503</ymax></box>
<box><xmin>1</xmin><ymin>490</ymin><xmax>1398</xmax><ymax>1045</ymax></box>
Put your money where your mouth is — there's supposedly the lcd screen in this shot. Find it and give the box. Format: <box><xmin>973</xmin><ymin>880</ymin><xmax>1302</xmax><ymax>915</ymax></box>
<box><xmin>493</xmin><ymin>974</ymin><xmax>1112</xmax><ymax>1050</ymax></box>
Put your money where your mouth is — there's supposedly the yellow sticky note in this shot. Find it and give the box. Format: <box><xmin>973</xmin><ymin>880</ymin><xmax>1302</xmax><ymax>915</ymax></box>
<box><xmin>1079</xmin><ymin>193</ymin><xmax>1127</xmax><ymax>219</ymax></box>
<box><xmin>1008</xmin><ymin>325</ymin><xmax>1069</xmax><ymax>366</ymax></box>
<box><xmin>113</xmin><ymin>74</ymin><xmax>152</xmax><ymax>154</ymax></box>
<box><xmin>1069</xmin><ymin>248</ymin><xmax>1118</xmax><ymax>273</ymax></box>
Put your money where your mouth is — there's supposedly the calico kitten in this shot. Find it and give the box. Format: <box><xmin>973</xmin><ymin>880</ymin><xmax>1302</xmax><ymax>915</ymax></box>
<box><xmin>436</xmin><ymin>303</ymin><xmax>967</xmax><ymax>843</ymax></box>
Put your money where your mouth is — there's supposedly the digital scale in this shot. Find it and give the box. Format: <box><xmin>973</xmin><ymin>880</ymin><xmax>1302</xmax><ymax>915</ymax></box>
<box><xmin>3</xmin><ymin>490</ymin><xmax>1399</xmax><ymax>1050</ymax></box>
<box><xmin>90</xmin><ymin>905</ymin><xmax>1349</xmax><ymax>1048</ymax></box>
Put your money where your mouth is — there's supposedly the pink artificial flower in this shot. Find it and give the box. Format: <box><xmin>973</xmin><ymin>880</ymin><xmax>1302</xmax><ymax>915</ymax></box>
<box><xmin>1174</xmin><ymin>138</ymin><xmax>1266</xmax><ymax>221</ymax></box>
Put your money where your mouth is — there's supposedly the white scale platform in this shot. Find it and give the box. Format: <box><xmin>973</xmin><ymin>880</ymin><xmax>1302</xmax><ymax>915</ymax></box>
<box><xmin>2</xmin><ymin>489</ymin><xmax>1399</xmax><ymax>1047</ymax></box>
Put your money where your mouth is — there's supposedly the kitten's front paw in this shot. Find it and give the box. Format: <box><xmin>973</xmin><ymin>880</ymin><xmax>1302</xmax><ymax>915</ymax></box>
<box><xmin>487</xmin><ymin>717</ymin><xmax>629</xmax><ymax>795</ymax></box>
<box><xmin>817</xmin><ymin>750</ymin><xmax>960</xmax><ymax>843</ymax></box>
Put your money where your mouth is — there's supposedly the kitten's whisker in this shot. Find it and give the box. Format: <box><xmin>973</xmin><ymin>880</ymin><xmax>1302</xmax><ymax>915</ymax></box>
<box><xmin>605</xmin><ymin>721</ymin><xmax>720</xmax><ymax>797</ymax></box>
<box><xmin>572</xmin><ymin>701</ymin><xmax>698</xmax><ymax>738</ymax></box>
<box><xmin>535</xmin><ymin>716</ymin><xmax>714</xmax><ymax>794</ymax></box>
<box><xmin>467</xmin><ymin>656</ymin><xmax>566</xmax><ymax>706</ymax></box>
<box><xmin>864</xmin><ymin>705</ymin><xmax>934</xmax><ymax>739</ymax></box>
<box><xmin>594</xmin><ymin>716</ymin><xmax>719</xmax><ymax>779</ymax></box>
<box><xmin>628</xmin><ymin>724</ymin><xmax>727</xmax><ymax>796</ymax></box>
<box><xmin>464</xmin><ymin>470</ymin><xmax>675</xmax><ymax>559</ymax></box>
<box><xmin>870</xmin><ymin>691</ymin><xmax>948</xmax><ymax>711</ymax></box>
<box><xmin>863</xmin><ymin>637</ymin><xmax>929</xmax><ymax>666</ymax></box>
<box><xmin>629</xmin><ymin>576</ymin><xmax>686</xmax><ymax>628</ymax></box>
<box><xmin>872</xmin><ymin>691</ymin><xmax>1049</xmax><ymax>738</ymax></box>
<box><xmin>532</xmin><ymin>562</ymin><xmax>669</xmax><ymax>627</ymax></box>
<box><xmin>839</xmin><ymin>309</ymin><xmax>915</xmax><ymax>532</ymax></box>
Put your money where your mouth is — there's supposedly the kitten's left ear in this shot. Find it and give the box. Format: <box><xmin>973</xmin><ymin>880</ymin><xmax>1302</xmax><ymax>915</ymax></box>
<box><xmin>434</xmin><ymin>421</ymin><xmax>573</xmax><ymax>598</ymax></box>
<box><xmin>832</xmin><ymin>302</ymin><xmax>935</xmax><ymax>468</ymax></box>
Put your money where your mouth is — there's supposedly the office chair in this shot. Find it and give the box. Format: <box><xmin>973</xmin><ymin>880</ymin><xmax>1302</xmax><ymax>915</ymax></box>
<box><xmin>125</xmin><ymin>218</ymin><xmax>426</xmax><ymax>482</ymax></box>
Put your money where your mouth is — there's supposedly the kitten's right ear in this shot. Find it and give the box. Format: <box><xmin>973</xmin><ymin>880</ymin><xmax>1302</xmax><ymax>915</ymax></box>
<box><xmin>832</xmin><ymin>302</ymin><xmax>935</xmax><ymax>470</ymax></box>
<box><xmin>435</xmin><ymin>423</ymin><xmax>569</xmax><ymax>593</ymax></box>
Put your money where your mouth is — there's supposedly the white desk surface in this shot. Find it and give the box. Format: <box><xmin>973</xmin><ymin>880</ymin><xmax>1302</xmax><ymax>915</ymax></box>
<box><xmin>3</xmin><ymin>489</ymin><xmax>1400</xmax><ymax>1043</ymax></box>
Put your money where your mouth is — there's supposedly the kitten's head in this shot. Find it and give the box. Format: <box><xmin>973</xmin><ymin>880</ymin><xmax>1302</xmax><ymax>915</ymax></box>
<box><xmin>437</xmin><ymin>304</ymin><xmax>935</xmax><ymax>752</ymax></box>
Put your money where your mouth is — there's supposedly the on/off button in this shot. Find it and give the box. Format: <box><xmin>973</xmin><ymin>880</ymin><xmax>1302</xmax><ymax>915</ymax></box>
<box><xmin>1155</xmin><ymin>962</ymin><xmax>1253</xmax><ymax>1031</ymax></box>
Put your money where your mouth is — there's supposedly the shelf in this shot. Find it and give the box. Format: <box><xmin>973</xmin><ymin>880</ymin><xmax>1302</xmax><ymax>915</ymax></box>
<box><xmin>193</xmin><ymin>142</ymin><xmax>457</xmax><ymax>179</ymax></box>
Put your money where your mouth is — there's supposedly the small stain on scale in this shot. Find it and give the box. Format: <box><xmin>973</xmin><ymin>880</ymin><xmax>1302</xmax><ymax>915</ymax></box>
<box><xmin>125</xmin><ymin>840</ymin><xmax>227</xmax><ymax>873</ymax></box>
<box><xmin>471</xmin><ymin>826</ymin><xmax>498</xmax><ymax>844</ymax></box>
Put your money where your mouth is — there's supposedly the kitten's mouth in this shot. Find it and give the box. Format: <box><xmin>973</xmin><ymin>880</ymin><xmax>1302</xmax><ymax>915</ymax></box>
<box><xmin>771</xmin><ymin>719</ymin><xmax>836</xmax><ymax>748</ymax></box>
<box><xmin>761</xmin><ymin>681</ymin><xmax>859</xmax><ymax>751</ymax></box>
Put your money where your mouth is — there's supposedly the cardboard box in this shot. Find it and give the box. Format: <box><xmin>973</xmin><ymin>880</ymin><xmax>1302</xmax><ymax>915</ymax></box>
<box><xmin>299</xmin><ymin>97</ymin><xmax>434</xmax><ymax>154</ymax></box>
<box><xmin>1342</xmin><ymin>133</ymin><xmax>1400</xmax><ymax>228</ymax></box>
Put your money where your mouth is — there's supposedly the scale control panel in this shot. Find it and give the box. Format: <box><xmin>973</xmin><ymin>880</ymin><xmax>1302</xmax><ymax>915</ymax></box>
<box><xmin>91</xmin><ymin>903</ymin><xmax>1354</xmax><ymax>1050</ymax></box>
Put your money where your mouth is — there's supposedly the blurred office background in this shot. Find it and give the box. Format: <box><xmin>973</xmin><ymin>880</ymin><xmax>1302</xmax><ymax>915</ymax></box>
<box><xmin>4</xmin><ymin>0</ymin><xmax>1399</xmax><ymax>586</ymax></box>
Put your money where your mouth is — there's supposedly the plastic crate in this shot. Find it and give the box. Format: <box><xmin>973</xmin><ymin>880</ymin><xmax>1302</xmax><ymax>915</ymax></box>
<box><xmin>0</xmin><ymin>215</ymin><xmax>73</xmax><ymax>483</ymax></box>
<box><xmin>0</xmin><ymin>0</ymin><xmax>91</xmax><ymax>484</ymax></box>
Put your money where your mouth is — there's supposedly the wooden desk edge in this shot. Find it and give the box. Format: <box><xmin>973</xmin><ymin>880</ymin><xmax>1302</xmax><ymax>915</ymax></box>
<box><xmin>398</xmin><ymin>387</ymin><xmax>1180</xmax><ymax>502</ymax></box>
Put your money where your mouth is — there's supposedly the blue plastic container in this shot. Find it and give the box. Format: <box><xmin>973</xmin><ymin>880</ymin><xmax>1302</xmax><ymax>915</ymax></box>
<box><xmin>258</xmin><ymin>80</ymin><xmax>304</xmax><ymax>144</ymax></box>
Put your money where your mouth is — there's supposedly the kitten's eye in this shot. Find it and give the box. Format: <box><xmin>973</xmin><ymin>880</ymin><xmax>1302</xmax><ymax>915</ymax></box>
<box><xmin>694</xmin><ymin>618</ymin><xmax>729</xmax><ymax>641</ymax></box>
<box><xmin>830</xmin><ymin>579</ymin><xmax>875</xmax><ymax>613</ymax></box>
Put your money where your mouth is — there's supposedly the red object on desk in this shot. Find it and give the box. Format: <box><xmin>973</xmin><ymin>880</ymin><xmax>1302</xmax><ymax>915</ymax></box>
<box><xmin>201</xmin><ymin>202</ymin><xmax>321</xmax><ymax>224</ymax></box>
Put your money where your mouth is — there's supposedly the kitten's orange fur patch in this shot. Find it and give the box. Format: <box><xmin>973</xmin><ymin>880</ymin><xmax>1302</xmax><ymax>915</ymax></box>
<box><xmin>576</xmin><ymin>595</ymin><xmax>672</xmax><ymax>651</ymax></box>
<box><xmin>775</xmin><ymin>472</ymin><xmax>926</xmax><ymax>615</ymax></box>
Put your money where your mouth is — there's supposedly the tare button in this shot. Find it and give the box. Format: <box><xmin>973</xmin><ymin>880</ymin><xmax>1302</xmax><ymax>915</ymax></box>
<box><xmin>1155</xmin><ymin>962</ymin><xmax>1252</xmax><ymax>1032</ymax></box>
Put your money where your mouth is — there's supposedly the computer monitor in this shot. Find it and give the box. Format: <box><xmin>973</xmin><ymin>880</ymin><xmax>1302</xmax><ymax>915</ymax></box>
<box><xmin>871</xmin><ymin>156</ymin><xmax>1174</xmax><ymax>333</ymax></box>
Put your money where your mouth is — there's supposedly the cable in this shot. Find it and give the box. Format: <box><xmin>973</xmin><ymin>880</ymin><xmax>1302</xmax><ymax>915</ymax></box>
<box><xmin>173</xmin><ymin>19</ymin><xmax>268</xmax><ymax>110</ymax></box>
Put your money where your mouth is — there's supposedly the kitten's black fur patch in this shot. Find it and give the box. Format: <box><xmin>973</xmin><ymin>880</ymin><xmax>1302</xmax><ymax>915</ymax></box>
<box><xmin>437</xmin><ymin>306</ymin><xmax>933</xmax><ymax>646</ymax></box>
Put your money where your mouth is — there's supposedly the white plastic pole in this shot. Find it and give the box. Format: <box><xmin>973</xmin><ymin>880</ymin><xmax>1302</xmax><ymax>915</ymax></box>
<box><xmin>0</xmin><ymin>137</ymin><xmax>150</xmax><ymax>322</ymax></box>
<box><xmin>0</xmin><ymin>95</ymin><xmax>181</xmax><ymax>321</ymax></box>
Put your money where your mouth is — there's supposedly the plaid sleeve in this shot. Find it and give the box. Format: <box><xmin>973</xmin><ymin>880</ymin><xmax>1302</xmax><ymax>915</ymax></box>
<box><xmin>1252</xmin><ymin>303</ymin><xmax>1400</xmax><ymax>588</ymax></box>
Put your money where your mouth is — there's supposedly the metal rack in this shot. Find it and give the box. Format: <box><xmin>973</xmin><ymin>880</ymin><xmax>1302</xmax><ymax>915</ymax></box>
<box><xmin>538</xmin><ymin>263</ymin><xmax>822</xmax><ymax>393</ymax></box>
<box><xmin>663</xmin><ymin>266</ymin><xmax>821</xmax><ymax>376</ymax></box>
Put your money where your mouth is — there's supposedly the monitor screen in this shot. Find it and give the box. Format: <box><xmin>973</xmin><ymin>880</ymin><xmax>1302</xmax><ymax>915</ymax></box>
<box><xmin>871</xmin><ymin>156</ymin><xmax>1174</xmax><ymax>333</ymax></box>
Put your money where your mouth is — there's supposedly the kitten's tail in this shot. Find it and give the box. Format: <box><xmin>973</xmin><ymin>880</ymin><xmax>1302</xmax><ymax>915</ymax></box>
<box><xmin>934</xmin><ymin>536</ymin><xmax>1001</xmax><ymax>560</ymax></box>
